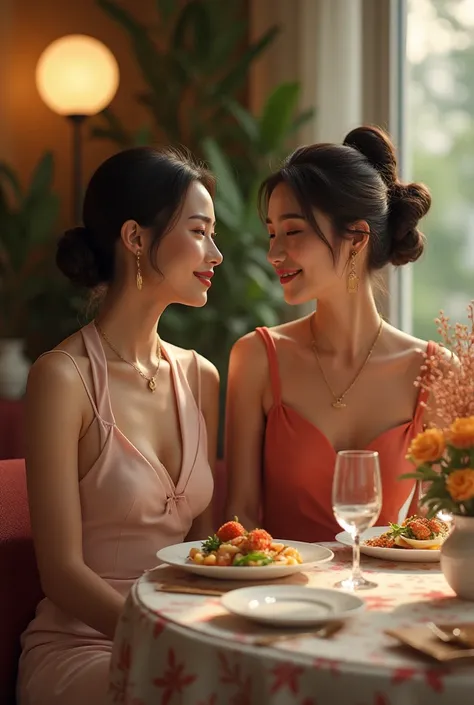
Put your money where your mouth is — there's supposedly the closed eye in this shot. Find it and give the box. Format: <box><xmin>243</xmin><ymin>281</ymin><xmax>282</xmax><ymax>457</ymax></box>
<box><xmin>268</xmin><ymin>230</ymin><xmax>302</xmax><ymax>239</ymax></box>
<box><xmin>193</xmin><ymin>228</ymin><xmax>217</xmax><ymax>239</ymax></box>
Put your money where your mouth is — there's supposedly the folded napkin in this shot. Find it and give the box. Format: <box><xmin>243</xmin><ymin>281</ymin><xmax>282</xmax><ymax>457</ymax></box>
<box><xmin>148</xmin><ymin>565</ymin><xmax>311</xmax><ymax>592</ymax></box>
<box><xmin>386</xmin><ymin>623</ymin><xmax>474</xmax><ymax>662</ymax></box>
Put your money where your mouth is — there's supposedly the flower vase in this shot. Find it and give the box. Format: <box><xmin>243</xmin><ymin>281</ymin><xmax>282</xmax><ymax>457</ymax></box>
<box><xmin>0</xmin><ymin>338</ymin><xmax>30</xmax><ymax>399</ymax></box>
<box><xmin>440</xmin><ymin>516</ymin><xmax>474</xmax><ymax>600</ymax></box>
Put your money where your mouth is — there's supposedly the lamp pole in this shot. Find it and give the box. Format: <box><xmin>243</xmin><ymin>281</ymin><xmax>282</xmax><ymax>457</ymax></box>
<box><xmin>67</xmin><ymin>115</ymin><xmax>87</xmax><ymax>225</ymax></box>
<box><xmin>35</xmin><ymin>34</ymin><xmax>119</xmax><ymax>226</ymax></box>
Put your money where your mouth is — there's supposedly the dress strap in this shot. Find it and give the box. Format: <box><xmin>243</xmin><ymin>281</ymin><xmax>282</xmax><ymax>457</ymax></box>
<box><xmin>192</xmin><ymin>351</ymin><xmax>202</xmax><ymax>412</ymax></box>
<box><xmin>36</xmin><ymin>349</ymin><xmax>101</xmax><ymax>420</ymax></box>
<box><xmin>80</xmin><ymin>322</ymin><xmax>116</xmax><ymax>425</ymax></box>
<box><xmin>414</xmin><ymin>340</ymin><xmax>437</xmax><ymax>419</ymax></box>
<box><xmin>255</xmin><ymin>327</ymin><xmax>282</xmax><ymax>405</ymax></box>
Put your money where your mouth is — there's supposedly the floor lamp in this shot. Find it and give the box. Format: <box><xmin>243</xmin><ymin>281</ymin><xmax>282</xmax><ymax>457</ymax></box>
<box><xmin>36</xmin><ymin>35</ymin><xmax>120</xmax><ymax>225</ymax></box>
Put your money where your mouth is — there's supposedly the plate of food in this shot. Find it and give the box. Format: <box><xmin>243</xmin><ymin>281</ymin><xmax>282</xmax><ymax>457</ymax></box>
<box><xmin>156</xmin><ymin>518</ymin><xmax>334</xmax><ymax>579</ymax></box>
<box><xmin>221</xmin><ymin>585</ymin><xmax>364</xmax><ymax>627</ymax></box>
<box><xmin>336</xmin><ymin>515</ymin><xmax>451</xmax><ymax>562</ymax></box>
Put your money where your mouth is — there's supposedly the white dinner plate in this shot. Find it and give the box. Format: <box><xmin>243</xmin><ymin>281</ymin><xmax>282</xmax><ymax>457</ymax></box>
<box><xmin>336</xmin><ymin>527</ymin><xmax>441</xmax><ymax>562</ymax></box>
<box><xmin>221</xmin><ymin>585</ymin><xmax>365</xmax><ymax>627</ymax></box>
<box><xmin>156</xmin><ymin>540</ymin><xmax>334</xmax><ymax>580</ymax></box>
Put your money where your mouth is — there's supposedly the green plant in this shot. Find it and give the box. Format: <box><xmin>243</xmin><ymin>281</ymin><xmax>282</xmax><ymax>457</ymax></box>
<box><xmin>93</xmin><ymin>0</ymin><xmax>314</xmax><ymax>389</ymax></box>
<box><xmin>93</xmin><ymin>0</ymin><xmax>279</xmax><ymax>157</ymax></box>
<box><xmin>0</xmin><ymin>153</ymin><xmax>60</xmax><ymax>339</ymax></box>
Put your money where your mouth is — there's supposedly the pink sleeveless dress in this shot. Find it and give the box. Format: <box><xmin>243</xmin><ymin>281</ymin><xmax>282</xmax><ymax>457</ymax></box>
<box><xmin>256</xmin><ymin>327</ymin><xmax>432</xmax><ymax>543</ymax></box>
<box><xmin>17</xmin><ymin>322</ymin><xmax>213</xmax><ymax>705</ymax></box>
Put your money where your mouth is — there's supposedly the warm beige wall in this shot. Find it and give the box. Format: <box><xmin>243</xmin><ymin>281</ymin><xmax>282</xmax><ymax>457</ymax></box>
<box><xmin>0</xmin><ymin>0</ymin><xmax>155</xmax><ymax>228</ymax></box>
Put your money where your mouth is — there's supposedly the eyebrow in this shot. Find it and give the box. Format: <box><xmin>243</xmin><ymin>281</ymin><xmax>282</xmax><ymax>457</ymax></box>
<box><xmin>188</xmin><ymin>214</ymin><xmax>216</xmax><ymax>226</ymax></box>
<box><xmin>265</xmin><ymin>212</ymin><xmax>306</xmax><ymax>224</ymax></box>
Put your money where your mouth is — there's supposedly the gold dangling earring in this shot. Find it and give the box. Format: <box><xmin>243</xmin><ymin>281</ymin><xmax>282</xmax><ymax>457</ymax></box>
<box><xmin>136</xmin><ymin>251</ymin><xmax>143</xmax><ymax>291</ymax></box>
<box><xmin>347</xmin><ymin>250</ymin><xmax>359</xmax><ymax>294</ymax></box>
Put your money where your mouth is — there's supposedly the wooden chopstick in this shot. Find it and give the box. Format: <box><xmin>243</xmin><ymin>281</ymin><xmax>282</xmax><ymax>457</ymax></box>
<box><xmin>155</xmin><ymin>584</ymin><xmax>224</xmax><ymax>597</ymax></box>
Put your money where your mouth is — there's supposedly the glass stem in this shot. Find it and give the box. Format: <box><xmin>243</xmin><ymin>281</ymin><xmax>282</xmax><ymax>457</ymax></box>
<box><xmin>352</xmin><ymin>531</ymin><xmax>362</xmax><ymax>581</ymax></box>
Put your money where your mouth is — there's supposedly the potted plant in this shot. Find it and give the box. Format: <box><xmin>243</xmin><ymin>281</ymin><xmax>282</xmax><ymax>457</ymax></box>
<box><xmin>0</xmin><ymin>152</ymin><xmax>60</xmax><ymax>397</ymax></box>
<box><xmin>403</xmin><ymin>302</ymin><xmax>474</xmax><ymax>599</ymax></box>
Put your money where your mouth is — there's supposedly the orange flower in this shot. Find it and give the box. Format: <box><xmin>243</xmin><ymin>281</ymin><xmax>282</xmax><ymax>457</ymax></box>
<box><xmin>408</xmin><ymin>428</ymin><xmax>445</xmax><ymax>466</ymax></box>
<box><xmin>446</xmin><ymin>469</ymin><xmax>474</xmax><ymax>502</ymax></box>
<box><xmin>448</xmin><ymin>417</ymin><xmax>474</xmax><ymax>449</ymax></box>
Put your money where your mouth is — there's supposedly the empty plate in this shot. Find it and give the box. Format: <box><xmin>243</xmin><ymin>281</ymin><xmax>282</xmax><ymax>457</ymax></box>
<box><xmin>221</xmin><ymin>585</ymin><xmax>365</xmax><ymax>627</ymax></box>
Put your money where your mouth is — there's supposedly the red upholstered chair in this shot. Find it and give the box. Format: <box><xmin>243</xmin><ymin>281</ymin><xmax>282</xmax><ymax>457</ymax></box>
<box><xmin>0</xmin><ymin>459</ymin><xmax>42</xmax><ymax>705</ymax></box>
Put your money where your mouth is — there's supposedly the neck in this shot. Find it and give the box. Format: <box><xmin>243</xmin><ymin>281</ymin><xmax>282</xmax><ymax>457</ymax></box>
<box><xmin>95</xmin><ymin>287</ymin><xmax>165</xmax><ymax>365</ymax></box>
<box><xmin>312</xmin><ymin>282</ymin><xmax>381</xmax><ymax>363</ymax></box>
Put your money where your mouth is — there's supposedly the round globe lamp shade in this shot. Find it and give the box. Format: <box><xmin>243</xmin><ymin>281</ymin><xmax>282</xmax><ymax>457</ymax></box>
<box><xmin>36</xmin><ymin>34</ymin><xmax>119</xmax><ymax>116</ymax></box>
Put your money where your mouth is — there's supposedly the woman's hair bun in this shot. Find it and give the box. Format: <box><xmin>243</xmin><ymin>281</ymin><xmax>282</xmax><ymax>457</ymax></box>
<box><xmin>56</xmin><ymin>226</ymin><xmax>110</xmax><ymax>289</ymax></box>
<box><xmin>344</xmin><ymin>125</ymin><xmax>432</xmax><ymax>266</ymax></box>
<box><xmin>387</xmin><ymin>182</ymin><xmax>431</xmax><ymax>266</ymax></box>
<box><xmin>343</xmin><ymin>125</ymin><xmax>398</xmax><ymax>187</ymax></box>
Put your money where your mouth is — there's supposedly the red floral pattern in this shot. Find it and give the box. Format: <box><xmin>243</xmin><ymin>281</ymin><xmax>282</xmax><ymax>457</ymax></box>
<box><xmin>270</xmin><ymin>662</ymin><xmax>304</xmax><ymax>694</ymax></box>
<box><xmin>153</xmin><ymin>648</ymin><xmax>197</xmax><ymax>705</ymax></box>
<box><xmin>313</xmin><ymin>657</ymin><xmax>340</xmax><ymax>676</ymax></box>
<box><xmin>391</xmin><ymin>667</ymin><xmax>417</xmax><ymax>684</ymax></box>
<box><xmin>218</xmin><ymin>651</ymin><xmax>252</xmax><ymax>705</ymax></box>
<box><xmin>424</xmin><ymin>668</ymin><xmax>451</xmax><ymax>694</ymax></box>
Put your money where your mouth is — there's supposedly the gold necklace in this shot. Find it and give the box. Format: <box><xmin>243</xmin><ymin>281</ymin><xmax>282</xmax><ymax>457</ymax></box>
<box><xmin>95</xmin><ymin>322</ymin><xmax>162</xmax><ymax>392</ymax></box>
<box><xmin>310</xmin><ymin>316</ymin><xmax>384</xmax><ymax>409</ymax></box>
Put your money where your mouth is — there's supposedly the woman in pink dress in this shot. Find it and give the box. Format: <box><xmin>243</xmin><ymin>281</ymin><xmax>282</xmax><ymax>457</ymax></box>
<box><xmin>225</xmin><ymin>126</ymin><xmax>435</xmax><ymax>542</ymax></box>
<box><xmin>17</xmin><ymin>147</ymin><xmax>222</xmax><ymax>705</ymax></box>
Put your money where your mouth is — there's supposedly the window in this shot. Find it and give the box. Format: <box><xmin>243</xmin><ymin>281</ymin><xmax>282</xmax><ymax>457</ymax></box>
<box><xmin>407</xmin><ymin>0</ymin><xmax>474</xmax><ymax>338</ymax></box>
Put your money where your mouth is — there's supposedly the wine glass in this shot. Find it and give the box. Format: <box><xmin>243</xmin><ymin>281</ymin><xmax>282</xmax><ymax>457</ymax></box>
<box><xmin>332</xmin><ymin>450</ymin><xmax>382</xmax><ymax>590</ymax></box>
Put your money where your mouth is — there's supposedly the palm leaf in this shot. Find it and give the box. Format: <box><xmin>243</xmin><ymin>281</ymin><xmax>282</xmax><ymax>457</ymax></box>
<box><xmin>259</xmin><ymin>83</ymin><xmax>301</xmax><ymax>153</ymax></box>
<box><xmin>213</xmin><ymin>25</ymin><xmax>279</xmax><ymax>99</ymax></box>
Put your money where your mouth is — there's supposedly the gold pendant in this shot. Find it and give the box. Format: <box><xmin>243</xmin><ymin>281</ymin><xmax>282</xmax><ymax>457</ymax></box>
<box><xmin>332</xmin><ymin>399</ymin><xmax>346</xmax><ymax>409</ymax></box>
<box><xmin>148</xmin><ymin>377</ymin><xmax>156</xmax><ymax>392</ymax></box>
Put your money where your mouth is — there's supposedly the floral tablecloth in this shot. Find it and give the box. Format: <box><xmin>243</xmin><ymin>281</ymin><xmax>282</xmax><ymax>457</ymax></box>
<box><xmin>108</xmin><ymin>543</ymin><xmax>474</xmax><ymax>705</ymax></box>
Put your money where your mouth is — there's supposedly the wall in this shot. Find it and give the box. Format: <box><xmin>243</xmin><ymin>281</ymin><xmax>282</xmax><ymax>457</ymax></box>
<box><xmin>0</xmin><ymin>0</ymin><xmax>154</xmax><ymax>227</ymax></box>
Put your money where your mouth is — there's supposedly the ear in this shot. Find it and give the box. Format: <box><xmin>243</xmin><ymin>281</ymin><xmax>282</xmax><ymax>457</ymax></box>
<box><xmin>120</xmin><ymin>220</ymin><xmax>144</xmax><ymax>255</ymax></box>
<box><xmin>346</xmin><ymin>219</ymin><xmax>370</xmax><ymax>255</ymax></box>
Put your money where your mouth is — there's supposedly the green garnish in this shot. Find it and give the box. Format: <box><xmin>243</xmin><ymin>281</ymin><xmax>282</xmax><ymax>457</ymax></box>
<box><xmin>201</xmin><ymin>534</ymin><xmax>221</xmax><ymax>554</ymax></box>
<box><xmin>389</xmin><ymin>522</ymin><xmax>410</xmax><ymax>537</ymax></box>
<box><xmin>233</xmin><ymin>552</ymin><xmax>274</xmax><ymax>566</ymax></box>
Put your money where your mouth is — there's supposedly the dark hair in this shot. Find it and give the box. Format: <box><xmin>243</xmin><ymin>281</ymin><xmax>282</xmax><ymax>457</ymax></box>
<box><xmin>57</xmin><ymin>147</ymin><xmax>215</xmax><ymax>288</ymax></box>
<box><xmin>259</xmin><ymin>125</ymin><xmax>431</xmax><ymax>269</ymax></box>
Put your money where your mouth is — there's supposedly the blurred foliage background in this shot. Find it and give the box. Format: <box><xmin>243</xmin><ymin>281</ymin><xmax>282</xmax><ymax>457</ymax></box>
<box><xmin>408</xmin><ymin>0</ymin><xmax>474</xmax><ymax>338</ymax></box>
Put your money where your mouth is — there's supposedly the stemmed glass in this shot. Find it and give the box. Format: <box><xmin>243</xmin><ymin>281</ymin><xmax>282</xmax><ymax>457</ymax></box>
<box><xmin>332</xmin><ymin>450</ymin><xmax>382</xmax><ymax>590</ymax></box>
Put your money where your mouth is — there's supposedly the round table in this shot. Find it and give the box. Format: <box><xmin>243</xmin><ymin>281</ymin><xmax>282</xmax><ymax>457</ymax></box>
<box><xmin>108</xmin><ymin>543</ymin><xmax>474</xmax><ymax>705</ymax></box>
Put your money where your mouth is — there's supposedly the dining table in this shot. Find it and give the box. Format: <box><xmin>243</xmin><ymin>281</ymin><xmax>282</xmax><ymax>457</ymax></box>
<box><xmin>107</xmin><ymin>542</ymin><xmax>474</xmax><ymax>705</ymax></box>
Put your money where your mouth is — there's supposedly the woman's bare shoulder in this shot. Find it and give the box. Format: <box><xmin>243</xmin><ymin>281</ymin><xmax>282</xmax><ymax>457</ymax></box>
<box><xmin>264</xmin><ymin>315</ymin><xmax>312</xmax><ymax>343</ymax></box>
<box><xmin>29</xmin><ymin>329</ymin><xmax>89</xmax><ymax>389</ymax></box>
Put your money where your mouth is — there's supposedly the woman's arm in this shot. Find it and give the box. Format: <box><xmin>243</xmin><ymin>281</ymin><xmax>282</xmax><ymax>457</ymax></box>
<box><xmin>26</xmin><ymin>354</ymin><xmax>124</xmax><ymax>639</ymax></box>
<box><xmin>224</xmin><ymin>333</ymin><xmax>268</xmax><ymax>529</ymax></box>
<box><xmin>185</xmin><ymin>355</ymin><xmax>220</xmax><ymax>540</ymax></box>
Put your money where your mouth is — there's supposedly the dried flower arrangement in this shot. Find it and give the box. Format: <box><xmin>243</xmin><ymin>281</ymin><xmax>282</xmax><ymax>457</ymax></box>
<box><xmin>403</xmin><ymin>302</ymin><xmax>474</xmax><ymax>517</ymax></box>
